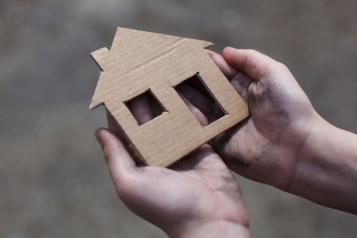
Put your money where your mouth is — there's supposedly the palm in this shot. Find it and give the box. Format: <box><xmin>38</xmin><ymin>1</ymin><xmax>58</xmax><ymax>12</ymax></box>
<box><xmin>121</xmin><ymin>145</ymin><xmax>244</xmax><ymax>229</ymax></box>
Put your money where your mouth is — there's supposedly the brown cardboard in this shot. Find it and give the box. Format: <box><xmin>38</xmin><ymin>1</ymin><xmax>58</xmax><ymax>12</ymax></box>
<box><xmin>90</xmin><ymin>27</ymin><xmax>249</xmax><ymax>167</ymax></box>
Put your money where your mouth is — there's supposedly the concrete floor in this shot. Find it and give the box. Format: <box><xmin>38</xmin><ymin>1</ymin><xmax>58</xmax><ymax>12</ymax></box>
<box><xmin>1</xmin><ymin>0</ymin><xmax>357</xmax><ymax>237</ymax></box>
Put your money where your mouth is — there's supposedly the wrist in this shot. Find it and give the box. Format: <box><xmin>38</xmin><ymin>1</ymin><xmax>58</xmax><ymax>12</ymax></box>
<box><xmin>167</xmin><ymin>219</ymin><xmax>250</xmax><ymax>238</ymax></box>
<box><xmin>284</xmin><ymin>114</ymin><xmax>328</xmax><ymax>192</ymax></box>
<box><xmin>293</xmin><ymin>115</ymin><xmax>333</xmax><ymax>178</ymax></box>
<box><xmin>287</xmin><ymin>115</ymin><xmax>357</xmax><ymax>212</ymax></box>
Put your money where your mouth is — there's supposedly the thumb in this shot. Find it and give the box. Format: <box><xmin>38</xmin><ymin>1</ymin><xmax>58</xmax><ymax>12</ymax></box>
<box><xmin>95</xmin><ymin>128</ymin><xmax>137</xmax><ymax>185</ymax></box>
<box><xmin>222</xmin><ymin>47</ymin><xmax>280</xmax><ymax>80</ymax></box>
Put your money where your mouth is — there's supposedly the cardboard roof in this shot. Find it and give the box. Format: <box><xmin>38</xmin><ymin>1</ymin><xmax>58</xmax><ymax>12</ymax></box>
<box><xmin>90</xmin><ymin>28</ymin><xmax>213</xmax><ymax>109</ymax></box>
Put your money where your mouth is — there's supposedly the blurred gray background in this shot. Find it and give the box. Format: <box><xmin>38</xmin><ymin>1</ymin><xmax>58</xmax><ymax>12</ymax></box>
<box><xmin>1</xmin><ymin>0</ymin><xmax>357</xmax><ymax>237</ymax></box>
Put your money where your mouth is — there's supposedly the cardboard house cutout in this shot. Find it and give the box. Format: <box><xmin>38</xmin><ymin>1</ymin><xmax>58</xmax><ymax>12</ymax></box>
<box><xmin>90</xmin><ymin>27</ymin><xmax>249</xmax><ymax>167</ymax></box>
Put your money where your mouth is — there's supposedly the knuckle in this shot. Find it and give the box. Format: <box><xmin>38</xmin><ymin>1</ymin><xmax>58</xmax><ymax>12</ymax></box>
<box><xmin>103</xmin><ymin>146</ymin><xmax>112</xmax><ymax>160</ymax></box>
<box><xmin>248</xmin><ymin>82</ymin><xmax>263</xmax><ymax>98</ymax></box>
<box><xmin>246</xmin><ymin>49</ymin><xmax>258</xmax><ymax>55</ymax></box>
<box><xmin>275</xmin><ymin>61</ymin><xmax>289</xmax><ymax>72</ymax></box>
<box><xmin>103</xmin><ymin>146</ymin><xmax>121</xmax><ymax>164</ymax></box>
<box><xmin>240</xmin><ymin>215</ymin><xmax>250</xmax><ymax>229</ymax></box>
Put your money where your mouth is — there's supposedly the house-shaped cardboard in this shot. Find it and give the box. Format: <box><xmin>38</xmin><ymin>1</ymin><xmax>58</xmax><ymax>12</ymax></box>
<box><xmin>90</xmin><ymin>27</ymin><xmax>249</xmax><ymax>167</ymax></box>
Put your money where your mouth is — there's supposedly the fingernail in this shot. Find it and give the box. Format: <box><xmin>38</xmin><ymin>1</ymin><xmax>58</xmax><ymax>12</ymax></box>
<box><xmin>206</xmin><ymin>50</ymin><xmax>215</xmax><ymax>57</ymax></box>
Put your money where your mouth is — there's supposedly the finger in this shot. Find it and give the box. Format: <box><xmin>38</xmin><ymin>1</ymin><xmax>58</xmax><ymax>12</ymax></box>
<box><xmin>230</xmin><ymin>72</ymin><xmax>252</xmax><ymax>102</ymax></box>
<box><xmin>106</xmin><ymin>110</ymin><xmax>139</xmax><ymax>160</ymax></box>
<box><xmin>207</xmin><ymin>50</ymin><xmax>251</xmax><ymax>102</ymax></box>
<box><xmin>126</xmin><ymin>93</ymin><xmax>153</xmax><ymax>124</ymax></box>
<box><xmin>106</xmin><ymin>110</ymin><xmax>125</xmax><ymax>139</ymax></box>
<box><xmin>95</xmin><ymin>128</ymin><xmax>137</xmax><ymax>183</ymax></box>
<box><xmin>207</xmin><ymin>50</ymin><xmax>237</xmax><ymax>79</ymax></box>
<box><xmin>178</xmin><ymin>93</ymin><xmax>208</xmax><ymax>126</ymax></box>
<box><xmin>222</xmin><ymin>47</ymin><xmax>279</xmax><ymax>80</ymax></box>
<box><xmin>147</xmin><ymin>92</ymin><xmax>163</xmax><ymax>117</ymax></box>
<box><xmin>177</xmin><ymin>83</ymin><xmax>211</xmax><ymax>114</ymax></box>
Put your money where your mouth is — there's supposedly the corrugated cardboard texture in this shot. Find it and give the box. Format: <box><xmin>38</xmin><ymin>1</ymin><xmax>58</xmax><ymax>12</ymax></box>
<box><xmin>90</xmin><ymin>27</ymin><xmax>249</xmax><ymax>167</ymax></box>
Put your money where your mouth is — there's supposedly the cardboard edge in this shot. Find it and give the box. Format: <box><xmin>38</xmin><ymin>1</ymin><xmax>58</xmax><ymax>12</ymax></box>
<box><xmin>89</xmin><ymin>101</ymin><xmax>103</xmax><ymax>110</ymax></box>
<box><xmin>89</xmin><ymin>71</ymin><xmax>107</xmax><ymax>110</ymax></box>
<box><xmin>201</xmin><ymin>41</ymin><xmax>214</xmax><ymax>49</ymax></box>
<box><xmin>115</xmin><ymin>26</ymin><xmax>214</xmax><ymax>49</ymax></box>
<box><xmin>91</xmin><ymin>47</ymin><xmax>109</xmax><ymax>71</ymax></box>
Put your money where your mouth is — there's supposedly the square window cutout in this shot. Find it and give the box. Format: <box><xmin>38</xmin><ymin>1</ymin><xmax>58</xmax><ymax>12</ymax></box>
<box><xmin>174</xmin><ymin>73</ymin><xmax>227</xmax><ymax>126</ymax></box>
<box><xmin>125</xmin><ymin>89</ymin><xmax>166</xmax><ymax>125</ymax></box>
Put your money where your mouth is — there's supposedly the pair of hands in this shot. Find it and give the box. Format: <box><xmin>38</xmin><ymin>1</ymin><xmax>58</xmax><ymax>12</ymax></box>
<box><xmin>95</xmin><ymin>47</ymin><xmax>357</xmax><ymax>237</ymax></box>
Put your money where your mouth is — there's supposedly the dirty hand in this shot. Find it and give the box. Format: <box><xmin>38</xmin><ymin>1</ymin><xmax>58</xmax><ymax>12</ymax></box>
<box><xmin>184</xmin><ymin>47</ymin><xmax>357</xmax><ymax>213</ymax></box>
<box><xmin>207</xmin><ymin>47</ymin><xmax>316</xmax><ymax>190</ymax></box>
<box><xmin>95</xmin><ymin>96</ymin><xmax>250</xmax><ymax>238</ymax></box>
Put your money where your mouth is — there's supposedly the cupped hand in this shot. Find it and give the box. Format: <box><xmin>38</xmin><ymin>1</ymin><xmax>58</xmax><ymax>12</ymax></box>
<box><xmin>95</xmin><ymin>93</ymin><xmax>249</xmax><ymax>237</ymax></box>
<box><xmin>184</xmin><ymin>47</ymin><xmax>319</xmax><ymax>191</ymax></box>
